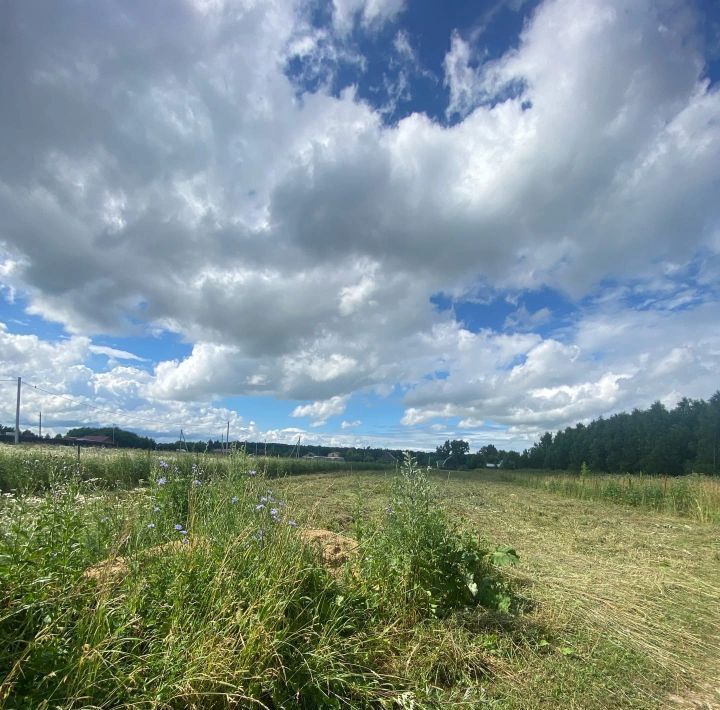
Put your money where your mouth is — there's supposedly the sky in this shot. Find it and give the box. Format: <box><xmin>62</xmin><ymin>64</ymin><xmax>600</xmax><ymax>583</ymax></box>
<box><xmin>1</xmin><ymin>0</ymin><xmax>719</xmax><ymax>451</ymax></box>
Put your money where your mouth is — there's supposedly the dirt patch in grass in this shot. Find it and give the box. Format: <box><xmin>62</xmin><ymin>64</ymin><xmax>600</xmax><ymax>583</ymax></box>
<box><xmin>84</xmin><ymin>537</ymin><xmax>208</xmax><ymax>584</ymax></box>
<box><xmin>85</xmin><ymin>529</ymin><xmax>358</xmax><ymax>585</ymax></box>
<box><xmin>299</xmin><ymin>528</ymin><xmax>358</xmax><ymax>570</ymax></box>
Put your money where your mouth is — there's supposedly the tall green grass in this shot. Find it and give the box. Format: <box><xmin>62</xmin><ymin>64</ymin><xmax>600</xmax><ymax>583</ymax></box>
<box><xmin>0</xmin><ymin>453</ymin><xmax>513</xmax><ymax>708</ymax></box>
<box><xmin>0</xmin><ymin>444</ymin><xmax>390</xmax><ymax>493</ymax></box>
<box><xmin>482</xmin><ymin>469</ymin><xmax>720</xmax><ymax>523</ymax></box>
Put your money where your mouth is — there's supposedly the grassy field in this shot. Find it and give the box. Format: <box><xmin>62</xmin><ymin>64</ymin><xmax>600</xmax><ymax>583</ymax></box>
<box><xmin>278</xmin><ymin>470</ymin><xmax>720</xmax><ymax>708</ymax></box>
<box><xmin>1</xmin><ymin>447</ymin><xmax>718</xmax><ymax>708</ymax></box>
<box><xmin>0</xmin><ymin>445</ymin><xmax>390</xmax><ymax>492</ymax></box>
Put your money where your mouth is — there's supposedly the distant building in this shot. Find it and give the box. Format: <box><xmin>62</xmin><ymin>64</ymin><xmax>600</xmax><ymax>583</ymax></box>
<box><xmin>302</xmin><ymin>452</ymin><xmax>345</xmax><ymax>461</ymax></box>
<box><xmin>70</xmin><ymin>435</ymin><xmax>115</xmax><ymax>447</ymax></box>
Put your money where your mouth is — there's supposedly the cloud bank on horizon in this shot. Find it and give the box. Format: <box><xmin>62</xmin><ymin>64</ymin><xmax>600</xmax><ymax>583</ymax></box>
<box><xmin>1</xmin><ymin>0</ymin><xmax>719</xmax><ymax>450</ymax></box>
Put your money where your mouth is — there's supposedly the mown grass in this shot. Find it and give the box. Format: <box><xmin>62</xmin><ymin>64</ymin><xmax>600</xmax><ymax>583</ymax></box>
<box><xmin>480</xmin><ymin>469</ymin><xmax>720</xmax><ymax>523</ymax></box>
<box><xmin>278</xmin><ymin>470</ymin><xmax>720</xmax><ymax>708</ymax></box>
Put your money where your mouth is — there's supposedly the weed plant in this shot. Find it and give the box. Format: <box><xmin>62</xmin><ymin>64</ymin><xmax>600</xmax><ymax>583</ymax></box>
<box><xmin>356</xmin><ymin>455</ymin><xmax>517</xmax><ymax>619</ymax></box>
<box><xmin>0</xmin><ymin>452</ymin><xmax>515</xmax><ymax>708</ymax></box>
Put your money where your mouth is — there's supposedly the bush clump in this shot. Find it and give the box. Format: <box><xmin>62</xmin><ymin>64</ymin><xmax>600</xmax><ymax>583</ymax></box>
<box><xmin>356</xmin><ymin>454</ymin><xmax>517</xmax><ymax>618</ymax></box>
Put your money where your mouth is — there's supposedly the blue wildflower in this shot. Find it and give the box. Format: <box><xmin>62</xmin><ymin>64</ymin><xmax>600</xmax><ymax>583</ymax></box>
<box><xmin>157</xmin><ymin>477</ymin><xmax>167</xmax><ymax>486</ymax></box>
<box><xmin>147</xmin><ymin>523</ymin><xmax>155</xmax><ymax>529</ymax></box>
<box><xmin>182</xmin><ymin>537</ymin><xmax>189</xmax><ymax>545</ymax></box>
<box><xmin>231</xmin><ymin>496</ymin><xmax>239</xmax><ymax>504</ymax></box>
<box><xmin>153</xmin><ymin>506</ymin><xmax>161</xmax><ymax>512</ymax></box>
<box><xmin>247</xmin><ymin>469</ymin><xmax>257</xmax><ymax>477</ymax></box>
<box><xmin>255</xmin><ymin>503</ymin><xmax>265</xmax><ymax>512</ymax></box>
<box><xmin>270</xmin><ymin>508</ymin><xmax>280</xmax><ymax>520</ymax></box>
<box><xmin>158</xmin><ymin>459</ymin><xmax>169</xmax><ymax>470</ymax></box>
<box><xmin>174</xmin><ymin>523</ymin><xmax>183</xmax><ymax>531</ymax></box>
<box><xmin>193</xmin><ymin>479</ymin><xmax>202</xmax><ymax>487</ymax></box>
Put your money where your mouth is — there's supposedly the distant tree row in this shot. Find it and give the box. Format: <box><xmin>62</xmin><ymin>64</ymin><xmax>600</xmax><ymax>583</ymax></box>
<box><xmin>0</xmin><ymin>425</ymin><xmax>52</xmax><ymax>442</ymax></box>
<box><xmin>522</xmin><ymin>393</ymin><xmax>720</xmax><ymax>475</ymax></box>
<box><xmin>155</xmin><ymin>439</ymin><xmax>420</xmax><ymax>464</ymax></box>
<box><xmin>65</xmin><ymin>427</ymin><xmax>156</xmax><ymax>450</ymax></box>
<box><xmin>8</xmin><ymin>391</ymin><xmax>718</xmax><ymax>475</ymax></box>
<box><xmin>433</xmin><ymin>439</ymin><xmax>523</xmax><ymax>470</ymax></box>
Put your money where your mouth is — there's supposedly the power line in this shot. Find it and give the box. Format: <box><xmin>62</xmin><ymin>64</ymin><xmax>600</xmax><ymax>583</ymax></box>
<box><xmin>24</xmin><ymin>380</ymin><xmax>179</xmax><ymax>428</ymax></box>
<box><xmin>6</xmin><ymin>376</ymin><xmax>236</xmax><ymax>442</ymax></box>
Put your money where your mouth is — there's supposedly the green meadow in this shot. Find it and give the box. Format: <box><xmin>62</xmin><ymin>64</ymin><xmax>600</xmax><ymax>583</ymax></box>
<box><xmin>1</xmin><ymin>446</ymin><xmax>718</xmax><ymax>708</ymax></box>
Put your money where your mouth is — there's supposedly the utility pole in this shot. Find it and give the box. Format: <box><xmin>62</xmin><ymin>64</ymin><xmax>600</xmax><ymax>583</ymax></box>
<box><xmin>39</xmin><ymin>411</ymin><xmax>42</xmax><ymax>439</ymax></box>
<box><xmin>226</xmin><ymin>420</ymin><xmax>230</xmax><ymax>453</ymax></box>
<box><xmin>14</xmin><ymin>377</ymin><xmax>21</xmax><ymax>444</ymax></box>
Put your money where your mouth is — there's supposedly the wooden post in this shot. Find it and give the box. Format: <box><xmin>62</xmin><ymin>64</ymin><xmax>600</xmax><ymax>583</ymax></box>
<box><xmin>14</xmin><ymin>377</ymin><xmax>21</xmax><ymax>444</ymax></box>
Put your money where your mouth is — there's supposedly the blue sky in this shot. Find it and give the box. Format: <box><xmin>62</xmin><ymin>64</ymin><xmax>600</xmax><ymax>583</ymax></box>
<box><xmin>1</xmin><ymin>0</ymin><xmax>720</xmax><ymax>450</ymax></box>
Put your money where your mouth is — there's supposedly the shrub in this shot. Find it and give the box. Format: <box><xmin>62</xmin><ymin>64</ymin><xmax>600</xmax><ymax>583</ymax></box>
<box><xmin>355</xmin><ymin>454</ymin><xmax>517</xmax><ymax>618</ymax></box>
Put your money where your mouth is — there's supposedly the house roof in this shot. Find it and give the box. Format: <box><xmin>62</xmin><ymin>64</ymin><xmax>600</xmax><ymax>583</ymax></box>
<box><xmin>72</xmin><ymin>435</ymin><xmax>114</xmax><ymax>444</ymax></box>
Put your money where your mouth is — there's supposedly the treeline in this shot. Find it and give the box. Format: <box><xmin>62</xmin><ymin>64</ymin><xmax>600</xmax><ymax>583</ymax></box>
<box><xmin>8</xmin><ymin>391</ymin><xmax>718</xmax><ymax>476</ymax></box>
<box><xmin>0</xmin><ymin>426</ymin><xmax>156</xmax><ymax>449</ymax></box>
<box><xmin>66</xmin><ymin>427</ymin><xmax>156</xmax><ymax>449</ymax></box>
<box><xmin>523</xmin><ymin>393</ymin><xmax>720</xmax><ymax>475</ymax></box>
<box><xmin>1</xmin><ymin>424</ymin><xmax>429</xmax><ymax>464</ymax></box>
<box><xmin>433</xmin><ymin>440</ymin><xmax>522</xmax><ymax>470</ymax></box>
<box><xmin>156</xmin><ymin>439</ymin><xmax>425</xmax><ymax>464</ymax></box>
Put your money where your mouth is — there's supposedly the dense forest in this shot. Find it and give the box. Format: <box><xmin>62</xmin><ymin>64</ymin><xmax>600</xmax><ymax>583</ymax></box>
<box><xmin>521</xmin><ymin>393</ymin><xmax>720</xmax><ymax>475</ymax></box>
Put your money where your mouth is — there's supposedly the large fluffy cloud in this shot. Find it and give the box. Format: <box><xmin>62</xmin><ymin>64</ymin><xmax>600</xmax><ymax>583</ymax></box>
<box><xmin>402</xmin><ymin>296</ymin><xmax>720</xmax><ymax>441</ymax></box>
<box><xmin>1</xmin><ymin>0</ymin><xmax>719</xmax><ymax>446</ymax></box>
<box><xmin>0</xmin><ymin>324</ymin><xmax>246</xmax><ymax>440</ymax></box>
